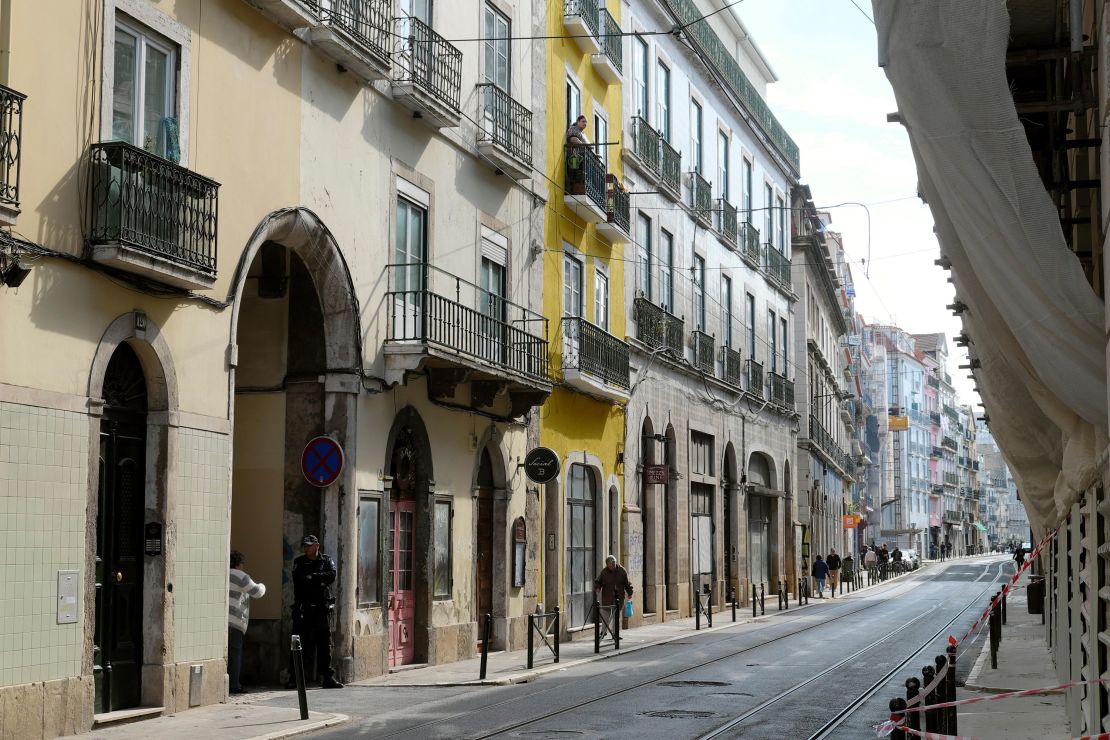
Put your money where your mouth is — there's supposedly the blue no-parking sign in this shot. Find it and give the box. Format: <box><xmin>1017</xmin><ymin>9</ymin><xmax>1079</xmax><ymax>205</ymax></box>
<box><xmin>301</xmin><ymin>436</ymin><xmax>344</xmax><ymax>487</ymax></box>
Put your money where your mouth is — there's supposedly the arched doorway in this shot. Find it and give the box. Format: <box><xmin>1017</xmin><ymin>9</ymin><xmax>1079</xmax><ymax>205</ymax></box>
<box><xmin>664</xmin><ymin>425</ymin><xmax>677</xmax><ymax>612</ymax></box>
<box><xmin>640</xmin><ymin>417</ymin><xmax>658</xmax><ymax>616</ymax></box>
<box><xmin>95</xmin><ymin>343</ymin><xmax>148</xmax><ymax>713</ymax></box>
<box><xmin>565</xmin><ymin>463</ymin><xmax>598</xmax><ymax>627</ymax></box>
<box><xmin>747</xmin><ymin>452</ymin><xmax>775</xmax><ymax>589</ymax></box>
<box><xmin>723</xmin><ymin>443</ymin><xmax>738</xmax><ymax>600</ymax></box>
<box><xmin>475</xmin><ymin>448</ymin><xmax>495</xmax><ymax>635</ymax></box>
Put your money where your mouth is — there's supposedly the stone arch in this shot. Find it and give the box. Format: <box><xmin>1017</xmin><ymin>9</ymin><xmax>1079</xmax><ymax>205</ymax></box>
<box><xmin>747</xmin><ymin>451</ymin><xmax>777</xmax><ymax>490</ymax></box>
<box><xmin>471</xmin><ymin>429</ymin><xmax>510</xmax><ymax>646</ymax></box>
<box><xmin>88</xmin><ymin>311</ymin><xmax>178</xmax><ymax>412</ymax></box>
<box><xmin>723</xmin><ymin>442</ymin><xmax>740</xmax><ymax>598</ymax></box>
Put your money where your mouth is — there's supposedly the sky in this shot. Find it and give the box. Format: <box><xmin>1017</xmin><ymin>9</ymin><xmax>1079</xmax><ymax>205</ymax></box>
<box><xmin>732</xmin><ymin>0</ymin><xmax>980</xmax><ymax>409</ymax></box>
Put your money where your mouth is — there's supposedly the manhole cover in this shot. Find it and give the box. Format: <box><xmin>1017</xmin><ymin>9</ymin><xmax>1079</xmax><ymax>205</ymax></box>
<box><xmin>657</xmin><ymin>680</ymin><xmax>731</xmax><ymax>687</ymax></box>
<box><xmin>641</xmin><ymin>710</ymin><xmax>718</xmax><ymax>719</ymax></box>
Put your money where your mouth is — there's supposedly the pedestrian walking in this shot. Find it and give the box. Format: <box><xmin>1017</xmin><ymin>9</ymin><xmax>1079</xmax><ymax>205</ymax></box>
<box><xmin>287</xmin><ymin>534</ymin><xmax>343</xmax><ymax>689</ymax></box>
<box><xmin>811</xmin><ymin>555</ymin><xmax>830</xmax><ymax>598</ymax></box>
<box><xmin>228</xmin><ymin>550</ymin><xmax>266</xmax><ymax>695</ymax></box>
<box><xmin>1013</xmin><ymin>544</ymin><xmax>1026</xmax><ymax>571</ymax></box>
<box><xmin>930</xmin><ymin>542</ymin><xmax>938</xmax><ymax>561</ymax></box>
<box><xmin>891</xmin><ymin>546</ymin><xmax>903</xmax><ymax>572</ymax></box>
<box><xmin>594</xmin><ymin>555</ymin><xmax>633</xmax><ymax>608</ymax></box>
<box><xmin>826</xmin><ymin>549</ymin><xmax>842</xmax><ymax>597</ymax></box>
<box><xmin>864</xmin><ymin>546</ymin><xmax>878</xmax><ymax>570</ymax></box>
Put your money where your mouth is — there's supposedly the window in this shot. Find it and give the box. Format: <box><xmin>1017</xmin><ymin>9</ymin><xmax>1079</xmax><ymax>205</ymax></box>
<box><xmin>433</xmin><ymin>497</ymin><xmax>452</xmax><ymax>599</ymax></box>
<box><xmin>693</xmin><ymin>253</ymin><xmax>706</xmax><ymax>330</ymax></box>
<box><xmin>656</xmin><ymin>60</ymin><xmax>671</xmax><ymax>140</ymax></box>
<box><xmin>746</xmin><ymin>293</ymin><xmax>756</xmax><ymax>358</ymax></box>
<box><xmin>482</xmin><ymin>4</ymin><xmax>510</xmax><ymax>89</ymax></box>
<box><xmin>399</xmin><ymin>0</ymin><xmax>433</xmax><ymax>24</ymax></box>
<box><xmin>594</xmin><ymin>112</ymin><xmax>608</xmax><ymax>167</ymax></box>
<box><xmin>690</xmin><ymin>432</ymin><xmax>714</xmax><ymax>577</ymax></box>
<box><xmin>632</xmin><ymin>36</ymin><xmax>649</xmax><ymax>118</ymax></box>
<box><xmin>594</xmin><ymin>269</ymin><xmax>610</xmax><ymax>332</ymax></box>
<box><xmin>717</xmin><ymin>131</ymin><xmax>730</xmax><ymax>202</ymax></box>
<box><xmin>563</xmin><ymin>253</ymin><xmax>583</xmax><ymax>317</ymax></box>
<box><xmin>776</xmin><ymin>194</ymin><xmax>786</xmax><ymax>251</ymax></box>
<box><xmin>113</xmin><ymin>18</ymin><xmax>178</xmax><ymax>160</ymax></box>
<box><xmin>637</xmin><ymin>213</ymin><xmax>652</xmax><ymax>300</ymax></box>
<box><xmin>722</xmin><ymin>275</ymin><xmax>733</xmax><ymax>348</ymax></box>
<box><xmin>768</xmin><ymin>309</ymin><xmax>777</xmax><ymax>372</ymax></box>
<box><xmin>394</xmin><ymin>198</ymin><xmax>427</xmax><ymax>334</ymax></box>
<box><xmin>780</xmin><ymin>316</ymin><xmax>789</xmax><ymax>376</ymax></box>
<box><xmin>764</xmin><ymin>184</ymin><xmax>774</xmax><ymax>245</ymax></box>
<box><xmin>565</xmin><ymin>464</ymin><xmax>597</xmax><ymax>626</ymax></box>
<box><xmin>660</xmin><ymin>229</ymin><xmax>674</xmax><ymax>311</ymax></box>
<box><xmin>690</xmin><ymin>101</ymin><xmax>703</xmax><ymax>173</ymax></box>
<box><xmin>479</xmin><ymin>255</ymin><xmax>506</xmax><ymax>360</ymax></box>
<box><xmin>357</xmin><ymin>494</ymin><xmax>381</xmax><ymax>606</ymax></box>
<box><xmin>742</xmin><ymin>159</ymin><xmax>753</xmax><ymax>223</ymax></box>
<box><xmin>566</xmin><ymin>78</ymin><xmax>581</xmax><ymax>130</ymax></box>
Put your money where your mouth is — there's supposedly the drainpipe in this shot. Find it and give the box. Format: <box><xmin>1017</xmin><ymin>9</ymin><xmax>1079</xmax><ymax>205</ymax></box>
<box><xmin>1069</xmin><ymin>0</ymin><xmax>1083</xmax><ymax>53</ymax></box>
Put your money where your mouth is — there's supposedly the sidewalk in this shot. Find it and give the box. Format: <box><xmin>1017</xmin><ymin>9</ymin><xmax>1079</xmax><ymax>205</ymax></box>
<box><xmin>956</xmin><ymin>568</ymin><xmax>1069</xmax><ymax>739</ymax></box>
<box><xmin>63</xmin><ymin>705</ymin><xmax>347</xmax><ymax>740</ymax></box>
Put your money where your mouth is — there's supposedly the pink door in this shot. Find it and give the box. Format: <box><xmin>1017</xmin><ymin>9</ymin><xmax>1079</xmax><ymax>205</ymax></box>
<box><xmin>388</xmin><ymin>501</ymin><xmax>416</xmax><ymax>667</ymax></box>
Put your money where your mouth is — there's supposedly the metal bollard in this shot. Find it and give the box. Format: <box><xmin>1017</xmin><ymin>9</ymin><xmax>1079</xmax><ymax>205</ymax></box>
<box><xmin>784</xmin><ymin>580</ymin><xmax>790</xmax><ymax>608</ymax></box>
<box><xmin>889</xmin><ymin>697</ymin><xmax>908</xmax><ymax>740</ymax></box>
<box><xmin>778</xmin><ymin>583</ymin><xmax>785</xmax><ymax>611</ymax></box>
<box><xmin>753</xmin><ymin>583</ymin><xmax>758</xmax><ymax>619</ymax></box>
<box><xmin>553</xmin><ymin>607</ymin><xmax>560</xmax><ymax>663</ymax></box>
<box><xmin>1001</xmin><ymin>589</ymin><xmax>1007</xmax><ymax>625</ymax></box>
<box><xmin>706</xmin><ymin>585</ymin><xmax>713</xmax><ymax>629</ymax></box>
<box><xmin>291</xmin><ymin>634</ymin><xmax>309</xmax><ymax>720</ymax></box>
<box><xmin>934</xmin><ymin>655</ymin><xmax>948</xmax><ymax>734</ymax></box>
<box><xmin>527</xmin><ymin>612</ymin><xmax>535</xmax><ymax>669</ymax></box>
<box><xmin>946</xmin><ymin>644</ymin><xmax>957</xmax><ymax>733</ymax></box>
<box><xmin>731</xmin><ymin>586</ymin><xmax>737</xmax><ymax>622</ymax></box>
<box><xmin>989</xmin><ymin>597</ymin><xmax>999</xmax><ymax>669</ymax></box>
<box><xmin>479</xmin><ymin>613</ymin><xmax>492</xmax><ymax>679</ymax></box>
<box><xmin>614</xmin><ymin>600</ymin><xmax>621</xmax><ymax>649</ymax></box>
<box><xmin>905</xmin><ymin>677</ymin><xmax>921</xmax><ymax>733</ymax></box>
<box><xmin>922</xmin><ymin>664</ymin><xmax>938</xmax><ymax>733</ymax></box>
<box><xmin>696</xmin><ymin>587</ymin><xmax>702</xmax><ymax>631</ymax></box>
<box><xmin>593</xmin><ymin>599</ymin><xmax>601</xmax><ymax>654</ymax></box>
<box><xmin>760</xmin><ymin>582</ymin><xmax>765</xmax><ymax>615</ymax></box>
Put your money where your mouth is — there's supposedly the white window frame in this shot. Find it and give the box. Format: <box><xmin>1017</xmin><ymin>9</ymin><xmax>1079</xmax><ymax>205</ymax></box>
<box><xmin>742</xmin><ymin>156</ymin><xmax>754</xmax><ymax>224</ymax></box>
<box><xmin>632</xmin><ymin>34</ymin><xmax>649</xmax><ymax>119</ymax></box>
<box><xmin>482</xmin><ymin>3</ymin><xmax>511</xmax><ymax>89</ymax></box>
<box><xmin>656</xmin><ymin>59</ymin><xmax>671</xmax><ymax>140</ymax></box>
<box><xmin>593</xmin><ymin>109</ymin><xmax>609</xmax><ymax>168</ymax></box>
<box><xmin>721</xmin><ymin>274</ymin><xmax>733</xmax><ymax>349</ymax></box>
<box><xmin>594</xmin><ymin>266</ymin><xmax>610</xmax><ymax>332</ymax></box>
<box><xmin>693</xmin><ymin>252</ymin><xmax>706</xmax><ymax>331</ymax></box>
<box><xmin>690</xmin><ymin>99</ymin><xmax>703</xmax><ymax>174</ymax></box>
<box><xmin>565</xmin><ymin>74</ymin><xmax>582</xmax><ymax>130</ymax></box>
<box><xmin>717</xmin><ymin>129</ymin><xmax>730</xmax><ymax>202</ymax></box>
<box><xmin>563</xmin><ymin>250</ymin><xmax>584</xmax><ymax>318</ymax></box>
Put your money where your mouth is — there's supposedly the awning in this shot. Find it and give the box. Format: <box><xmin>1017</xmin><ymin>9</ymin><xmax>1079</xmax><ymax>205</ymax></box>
<box><xmin>973</xmin><ymin>522</ymin><xmax>988</xmax><ymax>533</ymax></box>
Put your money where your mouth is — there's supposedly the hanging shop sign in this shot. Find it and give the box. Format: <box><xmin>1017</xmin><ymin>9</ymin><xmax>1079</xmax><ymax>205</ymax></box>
<box><xmin>889</xmin><ymin>415</ymin><xmax>909</xmax><ymax>431</ymax></box>
<box><xmin>301</xmin><ymin>435</ymin><xmax>344</xmax><ymax>488</ymax></box>
<box><xmin>842</xmin><ymin>514</ymin><xmax>862</xmax><ymax>529</ymax></box>
<box><xmin>642</xmin><ymin>464</ymin><xmax>669</xmax><ymax>485</ymax></box>
<box><xmin>523</xmin><ymin>447</ymin><xmax>560</xmax><ymax>484</ymax></box>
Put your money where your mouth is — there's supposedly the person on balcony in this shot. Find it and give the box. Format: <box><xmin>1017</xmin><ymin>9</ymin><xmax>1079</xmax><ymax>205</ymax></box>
<box><xmin>566</xmin><ymin>115</ymin><xmax>590</xmax><ymax>147</ymax></box>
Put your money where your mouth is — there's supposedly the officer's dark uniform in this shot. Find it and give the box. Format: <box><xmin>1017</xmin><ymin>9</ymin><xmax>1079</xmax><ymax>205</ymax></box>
<box><xmin>288</xmin><ymin>535</ymin><xmax>342</xmax><ymax>688</ymax></box>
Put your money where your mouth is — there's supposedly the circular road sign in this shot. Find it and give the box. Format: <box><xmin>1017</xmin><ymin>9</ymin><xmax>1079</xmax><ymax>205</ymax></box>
<box><xmin>523</xmin><ymin>447</ymin><xmax>560</xmax><ymax>485</ymax></box>
<box><xmin>301</xmin><ymin>436</ymin><xmax>344</xmax><ymax>488</ymax></box>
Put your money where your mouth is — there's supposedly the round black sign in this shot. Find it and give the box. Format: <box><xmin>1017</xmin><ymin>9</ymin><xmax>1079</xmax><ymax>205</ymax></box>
<box><xmin>523</xmin><ymin>447</ymin><xmax>560</xmax><ymax>484</ymax></box>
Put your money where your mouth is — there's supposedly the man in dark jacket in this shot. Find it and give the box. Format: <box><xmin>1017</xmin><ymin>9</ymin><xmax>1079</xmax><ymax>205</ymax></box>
<box><xmin>826</xmin><ymin>549</ymin><xmax>842</xmax><ymax>598</ymax></box>
<box><xmin>812</xmin><ymin>556</ymin><xmax>830</xmax><ymax>598</ymax></box>
<box><xmin>287</xmin><ymin>534</ymin><xmax>343</xmax><ymax>689</ymax></box>
<box><xmin>594</xmin><ymin>555</ymin><xmax>633</xmax><ymax>607</ymax></box>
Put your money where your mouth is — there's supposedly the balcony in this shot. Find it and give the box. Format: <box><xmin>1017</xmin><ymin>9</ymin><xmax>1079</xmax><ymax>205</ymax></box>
<box><xmin>0</xmin><ymin>84</ymin><xmax>25</xmax><ymax>226</ymax></box>
<box><xmin>596</xmin><ymin>175</ymin><xmax>631</xmax><ymax>242</ymax></box>
<box><xmin>740</xmin><ymin>222</ymin><xmax>760</xmax><ymax>266</ymax></box>
<box><xmin>634</xmin><ymin>297</ymin><xmax>683</xmax><ymax>356</ymax></box>
<box><xmin>929</xmin><ymin>446</ymin><xmax>943</xmax><ymax>458</ymax></box>
<box><xmin>722</xmin><ymin>346</ymin><xmax>743</xmax><ymax>387</ymax></box>
<box><xmin>763</xmin><ymin>244</ymin><xmax>791</xmax><ymax>291</ymax></box>
<box><xmin>659</xmin><ymin>138</ymin><xmax>681</xmax><ymax>199</ymax></box>
<box><xmin>944</xmin><ymin>472</ymin><xmax>959</xmax><ymax>486</ymax></box>
<box><xmin>563</xmin><ymin>0</ymin><xmax>600</xmax><ymax>55</ymax></box>
<box><xmin>244</xmin><ymin>0</ymin><xmax>316</xmax><ymax>31</ymax></box>
<box><xmin>692</xmin><ymin>330</ymin><xmax>715</xmax><ymax>374</ymax></box>
<box><xmin>626</xmin><ymin>116</ymin><xmax>660</xmax><ymax>175</ymax></box>
<box><xmin>391</xmin><ymin>16</ymin><xmax>462</xmax><ymax>129</ymax></box>
<box><xmin>768</xmin><ymin>372</ymin><xmax>787</xmax><ymax>407</ymax></box>
<box><xmin>808</xmin><ymin>414</ymin><xmax>850</xmax><ymax>474</ymax></box>
<box><xmin>561</xmin><ymin>317</ymin><xmax>630</xmax><ymax>402</ymax></box>
<box><xmin>944</xmin><ymin>509</ymin><xmax>962</xmax><ymax>524</ymax></box>
<box><xmin>308</xmin><ymin>0</ymin><xmax>392</xmax><ymax>83</ymax></box>
<box><xmin>746</xmin><ymin>359</ymin><xmax>763</xmax><ymax>398</ymax></box>
<box><xmin>716</xmin><ymin>199</ymin><xmax>737</xmax><ymax>246</ymax></box>
<box><xmin>384</xmin><ymin>263</ymin><xmax>551</xmax><ymax>409</ymax></box>
<box><xmin>87</xmin><ymin>142</ymin><xmax>219</xmax><ymax>290</ymax></box>
<box><xmin>476</xmin><ymin>84</ymin><xmax>532</xmax><ymax>179</ymax></box>
<box><xmin>591</xmin><ymin>8</ymin><xmax>622</xmax><ymax>83</ymax></box>
<box><xmin>687</xmin><ymin>171</ymin><xmax>712</xmax><ymax>226</ymax></box>
<box><xmin>927</xmin><ymin>376</ymin><xmax>940</xmax><ymax>389</ymax></box>
<box><xmin>929</xmin><ymin>411</ymin><xmax>942</xmax><ymax>425</ymax></box>
<box><xmin>564</xmin><ymin>145</ymin><xmax>608</xmax><ymax>223</ymax></box>
<box><xmin>942</xmin><ymin>435</ymin><xmax>958</xmax><ymax>451</ymax></box>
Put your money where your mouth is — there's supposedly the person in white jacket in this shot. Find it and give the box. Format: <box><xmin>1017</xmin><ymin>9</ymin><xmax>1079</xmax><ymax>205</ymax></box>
<box><xmin>228</xmin><ymin>550</ymin><xmax>266</xmax><ymax>694</ymax></box>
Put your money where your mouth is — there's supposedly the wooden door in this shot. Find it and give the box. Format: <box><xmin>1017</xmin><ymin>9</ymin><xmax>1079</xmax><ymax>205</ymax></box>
<box><xmin>475</xmin><ymin>487</ymin><xmax>494</xmax><ymax>638</ymax></box>
<box><xmin>388</xmin><ymin>500</ymin><xmax>416</xmax><ymax>667</ymax></box>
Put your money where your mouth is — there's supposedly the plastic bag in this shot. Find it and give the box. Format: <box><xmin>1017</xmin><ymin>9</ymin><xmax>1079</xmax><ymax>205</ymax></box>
<box><xmin>624</xmin><ymin>599</ymin><xmax>633</xmax><ymax>618</ymax></box>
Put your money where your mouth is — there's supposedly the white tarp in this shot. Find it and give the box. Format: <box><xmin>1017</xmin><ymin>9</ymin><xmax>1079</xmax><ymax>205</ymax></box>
<box><xmin>873</xmin><ymin>0</ymin><xmax>1108</xmax><ymax>535</ymax></box>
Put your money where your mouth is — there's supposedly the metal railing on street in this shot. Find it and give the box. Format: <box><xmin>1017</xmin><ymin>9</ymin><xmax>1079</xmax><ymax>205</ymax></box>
<box><xmin>526</xmin><ymin>607</ymin><xmax>560</xmax><ymax>669</ymax></box>
<box><xmin>561</xmin><ymin>316</ymin><xmax>630</xmax><ymax>390</ymax></box>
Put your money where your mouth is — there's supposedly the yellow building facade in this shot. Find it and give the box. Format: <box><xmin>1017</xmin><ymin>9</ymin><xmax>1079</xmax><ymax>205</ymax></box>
<box><xmin>538</xmin><ymin>0</ymin><xmax>633</xmax><ymax>632</ymax></box>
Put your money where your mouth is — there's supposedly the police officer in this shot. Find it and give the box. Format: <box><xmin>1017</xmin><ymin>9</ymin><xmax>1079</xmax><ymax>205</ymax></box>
<box><xmin>287</xmin><ymin>534</ymin><xmax>343</xmax><ymax>689</ymax></box>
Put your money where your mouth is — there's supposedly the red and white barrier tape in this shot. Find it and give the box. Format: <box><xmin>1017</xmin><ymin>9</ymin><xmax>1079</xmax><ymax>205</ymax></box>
<box><xmin>906</xmin><ymin>659</ymin><xmax>949</xmax><ymax>707</ymax></box>
<box><xmin>903</xmin><ymin>678</ymin><xmax>1109</xmax><ymax>714</ymax></box>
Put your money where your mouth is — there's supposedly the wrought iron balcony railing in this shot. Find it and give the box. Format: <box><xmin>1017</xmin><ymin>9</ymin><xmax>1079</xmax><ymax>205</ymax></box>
<box><xmin>87</xmin><ymin>141</ymin><xmax>219</xmax><ymax>273</ymax></box>
<box><xmin>392</xmin><ymin>16</ymin><xmax>462</xmax><ymax>111</ymax></box>
<box><xmin>692</xmin><ymin>330</ymin><xmax>715</xmax><ymax>374</ymax></box>
<box><xmin>746</xmin><ymin>358</ymin><xmax>763</xmax><ymax>398</ymax></box>
<box><xmin>659</xmin><ymin>137</ymin><xmax>681</xmax><ymax>196</ymax></box>
<box><xmin>722</xmin><ymin>346</ymin><xmax>743</xmax><ymax>387</ymax></box>
<box><xmin>477</xmin><ymin>83</ymin><xmax>532</xmax><ymax>166</ymax></box>
<box><xmin>563</xmin><ymin>0</ymin><xmax>600</xmax><ymax>38</ymax></box>
<box><xmin>634</xmin><ymin>296</ymin><xmax>683</xmax><ymax>356</ymax></box>
<box><xmin>942</xmin><ymin>436</ymin><xmax>958</xmax><ymax>450</ymax></box>
<box><xmin>596</xmin><ymin>8</ymin><xmax>622</xmax><ymax>74</ymax></box>
<box><xmin>629</xmin><ymin>116</ymin><xmax>660</xmax><ymax>174</ymax></box>
<box><xmin>929</xmin><ymin>411</ymin><xmax>942</xmax><ymax>425</ymax></box>
<box><xmin>716</xmin><ymin>198</ymin><xmax>737</xmax><ymax>244</ymax></box>
<box><xmin>769</xmin><ymin>371</ymin><xmax>787</xmax><ymax>407</ymax></box>
<box><xmin>386</xmin><ymin>262</ymin><xmax>549</xmax><ymax>382</ymax></box>
<box><xmin>688</xmin><ymin>171</ymin><xmax>711</xmax><ymax>225</ymax></box>
<box><xmin>0</xmin><ymin>84</ymin><xmax>25</xmax><ymax>211</ymax></box>
<box><xmin>562</xmin><ymin>316</ymin><xmax>630</xmax><ymax>390</ymax></box>
<box><xmin>944</xmin><ymin>472</ymin><xmax>959</xmax><ymax>486</ymax></box>
<box><xmin>315</xmin><ymin>0</ymin><xmax>391</xmax><ymax>61</ymax></box>
<box><xmin>784</xmin><ymin>377</ymin><xmax>795</xmax><ymax>410</ymax></box>
<box><xmin>740</xmin><ymin>222</ymin><xmax>760</xmax><ymax>264</ymax></box>
<box><xmin>930</xmin><ymin>446</ymin><xmax>944</xmax><ymax>458</ymax></box>
<box><xmin>565</xmin><ymin>144</ymin><xmax>607</xmax><ymax>214</ymax></box>
<box><xmin>927</xmin><ymin>376</ymin><xmax>941</xmax><ymax>389</ymax></box>
<box><xmin>763</xmin><ymin>243</ymin><xmax>791</xmax><ymax>290</ymax></box>
<box><xmin>605</xmin><ymin>174</ymin><xmax>630</xmax><ymax>235</ymax></box>
<box><xmin>808</xmin><ymin>414</ymin><xmax>850</xmax><ymax>472</ymax></box>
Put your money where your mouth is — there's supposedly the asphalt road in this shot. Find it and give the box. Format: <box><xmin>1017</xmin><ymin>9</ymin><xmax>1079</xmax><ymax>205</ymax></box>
<box><xmin>258</xmin><ymin>556</ymin><xmax>1013</xmax><ymax>740</ymax></box>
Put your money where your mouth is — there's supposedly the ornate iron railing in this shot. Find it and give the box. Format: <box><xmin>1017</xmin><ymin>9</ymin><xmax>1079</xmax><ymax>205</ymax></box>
<box><xmin>659</xmin><ymin>137</ymin><xmax>681</xmax><ymax>195</ymax></box>
<box><xmin>716</xmin><ymin>198</ymin><xmax>737</xmax><ymax>244</ymax></box>
<box><xmin>634</xmin><ymin>296</ymin><xmax>683</xmax><ymax>356</ymax></box>
<box><xmin>808</xmin><ymin>414</ymin><xmax>850</xmax><ymax>472</ymax></box>
<box><xmin>605</xmin><ymin>174</ymin><xmax>630</xmax><ymax>235</ymax></box>
<box><xmin>564</xmin><ymin>0</ymin><xmax>600</xmax><ymax>37</ymax></box>
<box><xmin>746</xmin><ymin>359</ymin><xmax>763</xmax><ymax>398</ymax></box>
<box><xmin>722</xmin><ymin>346</ymin><xmax>743</xmax><ymax>387</ymax></box>
<box><xmin>386</xmin><ymin>262</ymin><xmax>549</xmax><ymax>382</ymax></box>
<box><xmin>930</xmin><ymin>446</ymin><xmax>944</xmax><ymax>458</ymax></box>
<box><xmin>477</xmin><ymin>83</ymin><xmax>532</xmax><ymax>165</ymax></box>
<box><xmin>561</xmin><ymin>317</ymin><xmax>630</xmax><ymax>390</ymax></box>
<box><xmin>769</xmin><ymin>371</ymin><xmax>787</xmax><ymax>407</ymax></box>
<box><xmin>597</xmin><ymin>8</ymin><xmax>622</xmax><ymax>73</ymax></box>
<box><xmin>929</xmin><ymin>411</ymin><xmax>942</xmax><ymax>425</ymax></box>
<box><xmin>0</xmin><ymin>85</ymin><xmax>25</xmax><ymax>208</ymax></box>
<box><xmin>784</xmin><ymin>378</ymin><xmax>795</xmax><ymax>410</ymax></box>
<box><xmin>629</xmin><ymin>116</ymin><xmax>660</xmax><ymax>174</ymax></box>
<box><xmin>692</xmin><ymin>330</ymin><xmax>714</xmax><ymax>374</ymax></box>
<box><xmin>942</xmin><ymin>435</ymin><xmax>958</xmax><ymax>450</ymax></box>
<box><xmin>927</xmin><ymin>376</ymin><xmax>941</xmax><ymax>389</ymax></box>
<box><xmin>87</xmin><ymin>141</ymin><xmax>219</xmax><ymax>272</ymax></box>
<box><xmin>740</xmin><ymin>222</ymin><xmax>760</xmax><ymax>264</ymax></box>
<box><xmin>763</xmin><ymin>244</ymin><xmax>791</xmax><ymax>290</ymax></box>
<box><xmin>688</xmin><ymin>171</ymin><xmax>712</xmax><ymax>225</ymax></box>
<box><xmin>944</xmin><ymin>472</ymin><xmax>959</xmax><ymax>486</ymax></box>
<box><xmin>565</xmin><ymin>144</ymin><xmax>606</xmax><ymax>213</ymax></box>
<box><xmin>315</xmin><ymin>0</ymin><xmax>391</xmax><ymax>60</ymax></box>
<box><xmin>393</xmin><ymin>16</ymin><xmax>462</xmax><ymax>111</ymax></box>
